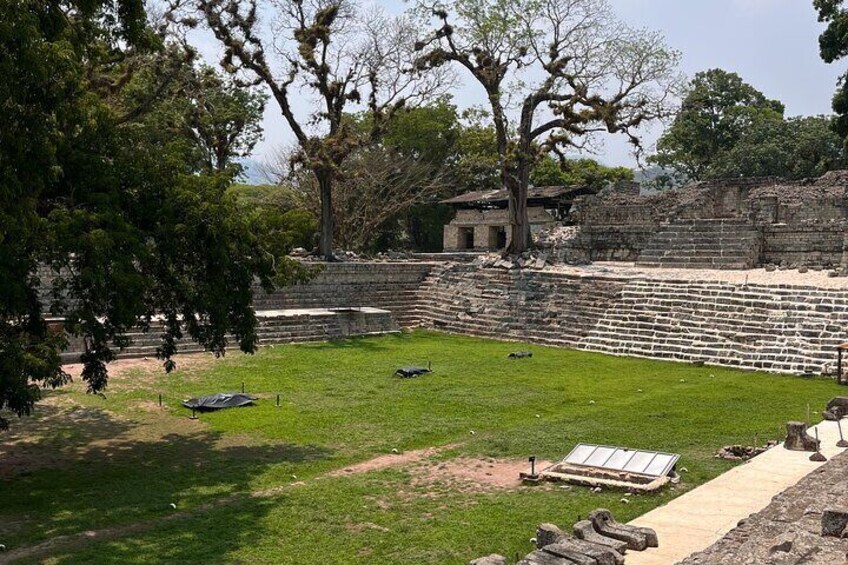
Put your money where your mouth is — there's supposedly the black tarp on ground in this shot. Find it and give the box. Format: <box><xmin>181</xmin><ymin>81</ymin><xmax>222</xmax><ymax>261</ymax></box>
<box><xmin>395</xmin><ymin>366</ymin><xmax>431</xmax><ymax>378</ymax></box>
<box><xmin>182</xmin><ymin>393</ymin><xmax>257</xmax><ymax>411</ymax></box>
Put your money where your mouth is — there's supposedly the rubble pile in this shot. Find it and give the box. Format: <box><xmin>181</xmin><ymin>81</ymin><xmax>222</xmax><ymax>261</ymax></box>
<box><xmin>715</xmin><ymin>441</ymin><xmax>777</xmax><ymax>461</ymax></box>
<box><xmin>470</xmin><ymin>509</ymin><xmax>658</xmax><ymax>565</ymax></box>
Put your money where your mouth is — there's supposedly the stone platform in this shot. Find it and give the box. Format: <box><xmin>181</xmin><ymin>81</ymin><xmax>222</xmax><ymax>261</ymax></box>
<box><xmin>419</xmin><ymin>262</ymin><xmax>848</xmax><ymax>375</ymax></box>
<box><xmin>657</xmin><ymin>420</ymin><xmax>848</xmax><ymax>565</ymax></box>
<box><xmin>61</xmin><ymin>307</ymin><xmax>399</xmax><ymax>362</ymax></box>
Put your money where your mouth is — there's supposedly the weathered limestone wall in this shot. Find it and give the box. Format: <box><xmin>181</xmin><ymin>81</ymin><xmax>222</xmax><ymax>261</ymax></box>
<box><xmin>762</xmin><ymin>224</ymin><xmax>846</xmax><ymax>267</ymax></box>
<box><xmin>571</xmin><ymin>173</ymin><xmax>848</xmax><ymax>268</ymax></box>
<box><xmin>417</xmin><ymin>265</ymin><xmax>848</xmax><ymax>374</ymax></box>
<box><xmin>417</xmin><ymin>264</ymin><xmax>629</xmax><ymax>346</ymax></box>
<box><xmin>254</xmin><ymin>262</ymin><xmax>435</xmax><ymax>327</ymax></box>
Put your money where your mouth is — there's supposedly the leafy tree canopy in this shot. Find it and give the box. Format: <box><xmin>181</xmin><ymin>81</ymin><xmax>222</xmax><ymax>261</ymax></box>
<box><xmin>531</xmin><ymin>157</ymin><xmax>634</xmax><ymax>190</ymax></box>
<box><xmin>651</xmin><ymin>68</ymin><xmax>844</xmax><ymax>182</ymax></box>
<box><xmin>0</xmin><ymin>0</ymin><xmax>288</xmax><ymax>429</ymax></box>
<box><xmin>651</xmin><ymin>69</ymin><xmax>785</xmax><ymax>180</ymax></box>
<box><xmin>816</xmin><ymin>0</ymin><xmax>848</xmax><ymax>142</ymax></box>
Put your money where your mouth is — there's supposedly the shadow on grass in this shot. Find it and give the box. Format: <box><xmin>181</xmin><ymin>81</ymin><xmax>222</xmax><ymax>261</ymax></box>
<box><xmin>306</xmin><ymin>332</ymin><xmax>410</xmax><ymax>352</ymax></box>
<box><xmin>43</xmin><ymin>495</ymin><xmax>281</xmax><ymax>565</ymax></box>
<box><xmin>0</xmin><ymin>404</ymin><xmax>333</xmax><ymax>554</ymax></box>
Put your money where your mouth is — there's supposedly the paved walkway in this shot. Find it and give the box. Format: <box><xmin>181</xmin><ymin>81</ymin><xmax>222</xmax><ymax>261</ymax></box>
<box><xmin>626</xmin><ymin>420</ymin><xmax>848</xmax><ymax>565</ymax></box>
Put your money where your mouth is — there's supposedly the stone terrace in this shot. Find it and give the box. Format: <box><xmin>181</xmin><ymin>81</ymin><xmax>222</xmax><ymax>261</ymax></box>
<box><xmin>417</xmin><ymin>262</ymin><xmax>848</xmax><ymax>374</ymax></box>
<box><xmin>58</xmin><ymin>259</ymin><xmax>848</xmax><ymax>374</ymax></box>
<box><xmin>636</xmin><ymin>219</ymin><xmax>762</xmax><ymax>270</ymax></box>
<box><xmin>677</xmin><ymin>449</ymin><xmax>848</xmax><ymax>565</ymax></box>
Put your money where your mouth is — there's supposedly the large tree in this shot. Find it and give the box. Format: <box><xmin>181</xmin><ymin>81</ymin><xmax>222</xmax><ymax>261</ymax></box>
<box><xmin>123</xmin><ymin>46</ymin><xmax>268</xmax><ymax>174</ymax></box>
<box><xmin>414</xmin><ymin>0</ymin><xmax>681</xmax><ymax>254</ymax></box>
<box><xmin>650</xmin><ymin>69</ymin><xmax>785</xmax><ymax>180</ymax></box>
<box><xmin>652</xmin><ymin>69</ymin><xmax>845</xmax><ymax>181</ymax></box>
<box><xmin>707</xmin><ymin>115</ymin><xmax>846</xmax><ymax>180</ymax></box>
<box><xmin>817</xmin><ymin>0</ymin><xmax>848</xmax><ymax>143</ymax></box>
<box><xmin>175</xmin><ymin>0</ymin><xmax>449</xmax><ymax>260</ymax></box>
<box><xmin>0</xmin><ymin>0</ymin><xmax>286</xmax><ymax>429</ymax></box>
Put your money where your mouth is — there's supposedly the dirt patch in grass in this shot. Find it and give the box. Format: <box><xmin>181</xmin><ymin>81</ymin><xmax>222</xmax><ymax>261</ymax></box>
<box><xmin>415</xmin><ymin>457</ymin><xmax>553</xmax><ymax>492</ymax></box>
<box><xmin>326</xmin><ymin>445</ymin><xmax>459</xmax><ymax>478</ymax></box>
<box><xmin>345</xmin><ymin>521</ymin><xmax>390</xmax><ymax>533</ymax></box>
<box><xmin>63</xmin><ymin>352</ymin><xmax>220</xmax><ymax>392</ymax></box>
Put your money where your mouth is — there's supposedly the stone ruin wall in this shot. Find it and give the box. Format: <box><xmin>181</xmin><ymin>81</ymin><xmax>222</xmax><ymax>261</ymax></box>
<box><xmin>415</xmin><ymin>264</ymin><xmax>848</xmax><ymax>375</ymax></box>
<box><xmin>272</xmin><ymin>261</ymin><xmax>848</xmax><ymax>375</ymax></box>
<box><xmin>572</xmin><ymin>173</ymin><xmax>848</xmax><ymax>267</ymax></box>
<box><xmin>42</xmin><ymin>259</ymin><xmax>848</xmax><ymax>375</ymax></box>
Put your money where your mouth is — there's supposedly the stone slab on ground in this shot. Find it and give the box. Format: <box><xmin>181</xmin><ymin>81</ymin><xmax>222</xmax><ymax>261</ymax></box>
<box><xmin>625</xmin><ymin>421</ymin><xmax>848</xmax><ymax>565</ymax></box>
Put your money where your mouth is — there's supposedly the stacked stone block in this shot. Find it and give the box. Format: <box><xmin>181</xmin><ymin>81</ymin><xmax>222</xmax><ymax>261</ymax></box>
<box><xmin>254</xmin><ymin>262</ymin><xmax>435</xmax><ymax>327</ymax></box>
<box><xmin>636</xmin><ymin>219</ymin><xmax>762</xmax><ymax>270</ymax></box>
<box><xmin>418</xmin><ymin>264</ymin><xmax>848</xmax><ymax>375</ymax></box>
<box><xmin>578</xmin><ymin>279</ymin><xmax>848</xmax><ymax>374</ymax></box>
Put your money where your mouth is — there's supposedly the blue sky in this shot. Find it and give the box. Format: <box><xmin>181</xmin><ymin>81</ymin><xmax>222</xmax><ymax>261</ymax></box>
<box><xmin>238</xmin><ymin>0</ymin><xmax>846</xmax><ymax>171</ymax></box>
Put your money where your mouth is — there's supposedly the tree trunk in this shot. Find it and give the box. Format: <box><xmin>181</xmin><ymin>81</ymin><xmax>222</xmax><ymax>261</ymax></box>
<box><xmin>506</xmin><ymin>113</ymin><xmax>534</xmax><ymax>256</ymax></box>
<box><xmin>317</xmin><ymin>172</ymin><xmax>334</xmax><ymax>261</ymax></box>
<box><xmin>506</xmin><ymin>175</ymin><xmax>530</xmax><ymax>255</ymax></box>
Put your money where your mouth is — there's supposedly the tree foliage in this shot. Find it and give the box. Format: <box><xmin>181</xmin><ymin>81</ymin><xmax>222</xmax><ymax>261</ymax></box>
<box><xmin>174</xmin><ymin>0</ymin><xmax>449</xmax><ymax>260</ymax></box>
<box><xmin>652</xmin><ymin>69</ymin><xmax>845</xmax><ymax>182</ymax></box>
<box><xmin>414</xmin><ymin>0</ymin><xmax>681</xmax><ymax>253</ymax></box>
<box><xmin>816</xmin><ymin>0</ymin><xmax>848</xmax><ymax>142</ymax></box>
<box><xmin>651</xmin><ymin>69</ymin><xmax>785</xmax><ymax>180</ymax></box>
<box><xmin>0</xmin><ymin>0</ymin><xmax>286</xmax><ymax>429</ymax></box>
<box><xmin>531</xmin><ymin>156</ymin><xmax>633</xmax><ymax>189</ymax></box>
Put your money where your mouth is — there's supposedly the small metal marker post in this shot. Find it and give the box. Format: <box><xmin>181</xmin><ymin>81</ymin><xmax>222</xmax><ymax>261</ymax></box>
<box><xmin>838</xmin><ymin>420</ymin><xmax>848</xmax><ymax>448</ymax></box>
<box><xmin>529</xmin><ymin>455</ymin><xmax>537</xmax><ymax>478</ymax></box>
<box><xmin>276</xmin><ymin>394</ymin><xmax>281</xmax><ymax>408</ymax></box>
<box><xmin>810</xmin><ymin>428</ymin><xmax>827</xmax><ymax>462</ymax></box>
<box><xmin>158</xmin><ymin>394</ymin><xmax>162</xmax><ymax>408</ymax></box>
<box><xmin>242</xmin><ymin>382</ymin><xmax>245</xmax><ymax>393</ymax></box>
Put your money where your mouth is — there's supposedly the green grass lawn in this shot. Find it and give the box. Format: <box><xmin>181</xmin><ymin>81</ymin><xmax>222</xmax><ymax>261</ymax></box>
<box><xmin>0</xmin><ymin>330</ymin><xmax>841</xmax><ymax>564</ymax></box>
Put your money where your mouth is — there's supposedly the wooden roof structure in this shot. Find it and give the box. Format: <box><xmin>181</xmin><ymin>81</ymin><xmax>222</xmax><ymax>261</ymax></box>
<box><xmin>440</xmin><ymin>185</ymin><xmax>596</xmax><ymax>208</ymax></box>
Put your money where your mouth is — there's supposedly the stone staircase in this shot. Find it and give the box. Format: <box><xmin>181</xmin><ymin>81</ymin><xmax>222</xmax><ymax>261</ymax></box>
<box><xmin>416</xmin><ymin>264</ymin><xmax>848</xmax><ymax>374</ymax></box>
<box><xmin>637</xmin><ymin>219</ymin><xmax>762</xmax><ymax>270</ymax></box>
<box><xmin>417</xmin><ymin>264</ymin><xmax>627</xmax><ymax>347</ymax></box>
<box><xmin>255</xmin><ymin>262</ymin><xmax>435</xmax><ymax>328</ymax></box>
<box><xmin>577</xmin><ymin>279</ymin><xmax>848</xmax><ymax>374</ymax></box>
<box><xmin>62</xmin><ymin>308</ymin><xmax>399</xmax><ymax>362</ymax></box>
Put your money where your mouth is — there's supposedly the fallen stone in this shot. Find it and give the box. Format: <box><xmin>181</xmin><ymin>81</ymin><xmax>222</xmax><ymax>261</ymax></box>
<box><xmin>822</xmin><ymin>509</ymin><xmax>848</xmax><ymax>538</ymax></box>
<box><xmin>470</xmin><ymin>555</ymin><xmax>509</xmax><ymax>565</ymax></box>
<box><xmin>572</xmin><ymin>521</ymin><xmax>629</xmax><ymax>554</ymax></box>
<box><xmin>517</xmin><ymin>550</ymin><xmax>576</xmax><ymax>565</ymax></box>
<box><xmin>588</xmin><ymin>509</ymin><xmax>658</xmax><ymax>550</ymax></box>
<box><xmin>535</xmin><ymin>525</ymin><xmax>624</xmax><ymax>565</ymax></box>
<box><xmin>823</xmin><ymin>397</ymin><xmax>848</xmax><ymax>421</ymax></box>
<box><xmin>536</xmin><ymin>524</ymin><xmax>567</xmax><ymax>549</ymax></box>
<box><xmin>543</xmin><ymin>541</ymin><xmax>623</xmax><ymax>565</ymax></box>
<box><xmin>784</xmin><ymin>421</ymin><xmax>819</xmax><ymax>452</ymax></box>
<box><xmin>541</xmin><ymin>543</ymin><xmax>604</xmax><ymax>565</ymax></box>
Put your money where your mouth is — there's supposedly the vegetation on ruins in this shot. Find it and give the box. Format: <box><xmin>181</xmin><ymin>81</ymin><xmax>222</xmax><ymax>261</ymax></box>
<box><xmin>1</xmin><ymin>331</ymin><xmax>839</xmax><ymax>562</ymax></box>
<box><xmin>261</xmin><ymin>98</ymin><xmax>636</xmax><ymax>252</ymax></box>
<box><xmin>174</xmin><ymin>0</ymin><xmax>451</xmax><ymax>261</ymax></box>
<box><xmin>0</xmin><ymin>0</ymin><xmax>294</xmax><ymax>430</ymax></box>
<box><xmin>413</xmin><ymin>0</ymin><xmax>682</xmax><ymax>254</ymax></box>
<box><xmin>651</xmin><ymin>69</ymin><xmax>846</xmax><ymax>184</ymax></box>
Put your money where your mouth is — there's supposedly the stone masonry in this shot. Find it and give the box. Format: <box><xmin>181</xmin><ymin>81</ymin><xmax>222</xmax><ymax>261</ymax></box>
<box><xmin>678</xmin><ymin>450</ymin><xmax>848</xmax><ymax>565</ymax></box>
<box><xmin>48</xmin><ymin>258</ymin><xmax>848</xmax><ymax>375</ymax></box>
<box><xmin>417</xmin><ymin>263</ymin><xmax>848</xmax><ymax>375</ymax></box>
<box><xmin>572</xmin><ymin>171</ymin><xmax>848</xmax><ymax>268</ymax></box>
